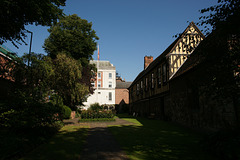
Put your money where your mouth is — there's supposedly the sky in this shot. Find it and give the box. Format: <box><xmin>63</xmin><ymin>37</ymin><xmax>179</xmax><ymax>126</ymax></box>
<box><xmin>4</xmin><ymin>0</ymin><xmax>218</xmax><ymax>82</ymax></box>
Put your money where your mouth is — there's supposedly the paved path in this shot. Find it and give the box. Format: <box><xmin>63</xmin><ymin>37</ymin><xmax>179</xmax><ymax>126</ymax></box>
<box><xmin>63</xmin><ymin>118</ymin><xmax>134</xmax><ymax>160</ymax></box>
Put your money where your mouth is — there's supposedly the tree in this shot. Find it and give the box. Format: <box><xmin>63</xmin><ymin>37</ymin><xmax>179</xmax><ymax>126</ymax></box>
<box><xmin>12</xmin><ymin>53</ymin><xmax>55</xmax><ymax>101</ymax></box>
<box><xmin>52</xmin><ymin>53</ymin><xmax>89</xmax><ymax>109</ymax></box>
<box><xmin>199</xmin><ymin>0</ymin><xmax>240</xmax><ymax>34</ymax></box>
<box><xmin>43</xmin><ymin>14</ymin><xmax>99</xmax><ymax>66</ymax></box>
<box><xmin>198</xmin><ymin>0</ymin><xmax>240</xmax><ymax>90</ymax></box>
<box><xmin>44</xmin><ymin>14</ymin><xmax>99</xmax><ymax>103</ymax></box>
<box><xmin>0</xmin><ymin>0</ymin><xmax>66</xmax><ymax>47</ymax></box>
<box><xmin>197</xmin><ymin>0</ymin><xmax>240</xmax><ymax>123</ymax></box>
<box><xmin>4</xmin><ymin>52</ymin><xmax>89</xmax><ymax>109</ymax></box>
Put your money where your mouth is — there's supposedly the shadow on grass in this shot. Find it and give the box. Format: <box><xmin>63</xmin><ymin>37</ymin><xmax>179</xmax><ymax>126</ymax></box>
<box><xmin>0</xmin><ymin>126</ymin><xmax>60</xmax><ymax>160</ymax></box>
<box><xmin>20</xmin><ymin>126</ymin><xmax>88</xmax><ymax>160</ymax></box>
<box><xmin>80</xmin><ymin>127</ymin><xmax>128</xmax><ymax>160</ymax></box>
<box><xmin>109</xmin><ymin>115</ymin><xmax>216</xmax><ymax>160</ymax></box>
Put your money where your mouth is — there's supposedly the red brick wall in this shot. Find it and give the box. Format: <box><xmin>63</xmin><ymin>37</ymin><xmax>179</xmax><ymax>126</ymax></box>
<box><xmin>0</xmin><ymin>55</ymin><xmax>14</xmax><ymax>81</ymax></box>
<box><xmin>115</xmin><ymin>88</ymin><xmax>129</xmax><ymax>104</ymax></box>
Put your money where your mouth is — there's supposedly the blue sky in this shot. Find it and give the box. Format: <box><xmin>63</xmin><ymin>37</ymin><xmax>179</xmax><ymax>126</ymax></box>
<box><xmin>4</xmin><ymin>0</ymin><xmax>218</xmax><ymax>81</ymax></box>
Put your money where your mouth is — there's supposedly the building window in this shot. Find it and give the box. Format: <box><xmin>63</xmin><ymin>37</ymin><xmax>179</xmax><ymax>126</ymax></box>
<box><xmin>109</xmin><ymin>92</ymin><xmax>112</xmax><ymax>101</ymax></box>
<box><xmin>145</xmin><ymin>77</ymin><xmax>148</xmax><ymax>91</ymax></box>
<box><xmin>109</xmin><ymin>73</ymin><xmax>112</xmax><ymax>79</ymax></box>
<box><xmin>91</xmin><ymin>82</ymin><xmax>95</xmax><ymax>87</ymax></box>
<box><xmin>109</xmin><ymin>81</ymin><xmax>112</xmax><ymax>88</ymax></box>
<box><xmin>131</xmin><ymin>88</ymin><xmax>133</xmax><ymax>97</ymax></box>
<box><xmin>136</xmin><ymin>83</ymin><xmax>139</xmax><ymax>95</ymax></box>
<box><xmin>157</xmin><ymin>67</ymin><xmax>161</xmax><ymax>87</ymax></box>
<box><xmin>98</xmin><ymin>92</ymin><xmax>101</xmax><ymax>94</ymax></box>
<box><xmin>140</xmin><ymin>80</ymin><xmax>143</xmax><ymax>94</ymax></box>
<box><xmin>98</xmin><ymin>81</ymin><xmax>101</xmax><ymax>88</ymax></box>
<box><xmin>98</xmin><ymin>72</ymin><xmax>101</xmax><ymax>79</ymax></box>
<box><xmin>151</xmin><ymin>73</ymin><xmax>154</xmax><ymax>89</ymax></box>
<box><xmin>163</xmin><ymin>64</ymin><xmax>167</xmax><ymax>84</ymax></box>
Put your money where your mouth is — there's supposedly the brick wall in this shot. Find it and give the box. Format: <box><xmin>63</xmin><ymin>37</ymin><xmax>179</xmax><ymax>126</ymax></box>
<box><xmin>115</xmin><ymin>88</ymin><xmax>129</xmax><ymax>104</ymax></box>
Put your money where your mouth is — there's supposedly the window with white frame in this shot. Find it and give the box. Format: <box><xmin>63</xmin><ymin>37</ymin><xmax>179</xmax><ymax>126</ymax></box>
<box><xmin>98</xmin><ymin>72</ymin><xmax>101</xmax><ymax>79</ymax></box>
<box><xmin>109</xmin><ymin>92</ymin><xmax>112</xmax><ymax>101</ymax></box>
<box><xmin>109</xmin><ymin>73</ymin><xmax>112</xmax><ymax>79</ymax></box>
<box><xmin>109</xmin><ymin>81</ymin><xmax>112</xmax><ymax>88</ymax></box>
<box><xmin>98</xmin><ymin>81</ymin><xmax>101</xmax><ymax>88</ymax></box>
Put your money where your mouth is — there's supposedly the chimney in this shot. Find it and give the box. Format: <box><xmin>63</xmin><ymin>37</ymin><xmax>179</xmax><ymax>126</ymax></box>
<box><xmin>144</xmin><ymin>56</ymin><xmax>153</xmax><ymax>69</ymax></box>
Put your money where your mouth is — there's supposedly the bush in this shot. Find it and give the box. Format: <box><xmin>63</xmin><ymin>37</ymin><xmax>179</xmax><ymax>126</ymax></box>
<box><xmin>0</xmin><ymin>99</ymin><xmax>62</xmax><ymax>129</ymax></box>
<box><xmin>89</xmin><ymin>103</ymin><xmax>103</xmax><ymax>111</ymax></box>
<box><xmin>61</xmin><ymin>105</ymin><xmax>72</xmax><ymax>119</ymax></box>
<box><xmin>202</xmin><ymin>129</ymin><xmax>240</xmax><ymax>160</ymax></box>
<box><xmin>80</xmin><ymin>110</ymin><xmax>115</xmax><ymax>119</ymax></box>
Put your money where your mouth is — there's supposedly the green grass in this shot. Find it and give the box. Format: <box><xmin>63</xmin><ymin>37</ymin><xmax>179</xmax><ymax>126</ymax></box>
<box><xmin>109</xmin><ymin>114</ymin><xmax>216</xmax><ymax>160</ymax></box>
<box><xmin>20</xmin><ymin>125</ymin><xmax>88</xmax><ymax>160</ymax></box>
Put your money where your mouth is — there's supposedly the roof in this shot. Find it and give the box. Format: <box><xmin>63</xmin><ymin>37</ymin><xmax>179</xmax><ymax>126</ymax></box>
<box><xmin>129</xmin><ymin>22</ymin><xmax>205</xmax><ymax>88</ymax></box>
<box><xmin>90</xmin><ymin>60</ymin><xmax>115</xmax><ymax>70</ymax></box>
<box><xmin>116</xmin><ymin>81</ymin><xmax>132</xmax><ymax>89</ymax></box>
<box><xmin>0</xmin><ymin>45</ymin><xmax>18</xmax><ymax>60</ymax></box>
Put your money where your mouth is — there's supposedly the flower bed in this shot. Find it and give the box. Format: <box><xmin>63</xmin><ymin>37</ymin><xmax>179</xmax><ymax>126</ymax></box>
<box><xmin>80</xmin><ymin>110</ymin><xmax>115</xmax><ymax>119</ymax></box>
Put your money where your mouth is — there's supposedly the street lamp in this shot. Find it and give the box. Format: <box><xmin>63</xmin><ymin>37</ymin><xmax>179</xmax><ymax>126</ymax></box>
<box><xmin>26</xmin><ymin>30</ymin><xmax>33</xmax><ymax>67</ymax></box>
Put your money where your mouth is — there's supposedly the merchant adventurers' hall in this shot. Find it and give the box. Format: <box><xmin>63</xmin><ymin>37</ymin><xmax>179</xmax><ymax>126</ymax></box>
<box><xmin>128</xmin><ymin>22</ymin><xmax>239</xmax><ymax>130</ymax></box>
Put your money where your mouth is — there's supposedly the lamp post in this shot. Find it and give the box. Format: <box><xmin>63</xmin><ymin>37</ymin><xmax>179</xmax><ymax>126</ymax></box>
<box><xmin>27</xmin><ymin>30</ymin><xmax>33</xmax><ymax>67</ymax></box>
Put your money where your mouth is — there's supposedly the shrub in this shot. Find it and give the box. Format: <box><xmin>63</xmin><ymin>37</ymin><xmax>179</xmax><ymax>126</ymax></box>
<box><xmin>0</xmin><ymin>99</ymin><xmax>62</xmax><ymax>129</ymax></box>
<box><xmin>89</xmin><ymin>103</ymin><xmax>103</xmax><ymax>111</ymax></box>
<box><xmin>49</xmin><ymin>94</ymin><xmax>64</xmax><ymax>106</ymax></box>
<box><xmin>80</xmin><ymin>110</ymin><xmax>115</xmax><ymax>119</ymax></box>
<box><xmin>61</xmin><ymin>105</ymin><xmax>72</xmax><ymax>119</ymax></box>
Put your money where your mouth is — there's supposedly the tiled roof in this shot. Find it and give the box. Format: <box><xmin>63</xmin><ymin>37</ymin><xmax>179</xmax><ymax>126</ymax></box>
<box><xmin>90</xmin><ymin>60</ymin><xmax>115</xmax><ymax>70</ymax></box>
<box><xmin>116</xmin><ymin>81</ymin><xmax>132</xmax><ymax>89</ymax></box>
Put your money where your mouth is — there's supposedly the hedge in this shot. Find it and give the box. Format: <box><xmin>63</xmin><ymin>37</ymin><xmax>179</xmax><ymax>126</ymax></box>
<box><xmin>80</xmin><ymin>110</ymin><xmax>115</xmax><ymax>119</ymax></box>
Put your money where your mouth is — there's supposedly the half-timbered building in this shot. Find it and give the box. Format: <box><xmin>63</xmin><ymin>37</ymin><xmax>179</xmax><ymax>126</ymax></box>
<box><xmin>129</xmin><ymin>22</ymin><xmax>240</xmax><ymax>130</ymax></box>
<box><xmin>128</xmin><ymin>22</ymin><xmax>205</xmax><ymax>118</ymax></box>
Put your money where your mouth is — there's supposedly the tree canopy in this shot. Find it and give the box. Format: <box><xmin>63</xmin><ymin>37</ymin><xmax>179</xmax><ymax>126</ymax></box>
<box><xmin>196</xmin><ymin>0</ymin><xmax>240</xmax><ymax>117</ymax></box>
<box><xmin>52</xmin><ymin>53</ymin><xmax>89</xmax><ymax>108</ymax></box>
<box><xmin>0</xmin><ymin>0</ymin><xmax>66</xmax><ymax>46</ymax></box>
<box><xmin>199</xmin><ymin>0</ymin><xmax>240</xmax><ymax>34</ymax></box>
<box><xmin>43</xmin><ymin>14</ymin><xmax>99</xmax><ymax>66</ymax></box>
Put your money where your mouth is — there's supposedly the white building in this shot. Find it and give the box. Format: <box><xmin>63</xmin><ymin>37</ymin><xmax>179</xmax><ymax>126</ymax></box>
<box><xmin>83</xmin><ymin>60</ymin><xmax>116</xmax><ymax>108</ymax></box>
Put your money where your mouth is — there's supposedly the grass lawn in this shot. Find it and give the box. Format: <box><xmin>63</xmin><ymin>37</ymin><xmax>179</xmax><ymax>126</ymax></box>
<box><xmin>20</xmin><ymin>125</ymin><xmax>88</xmax><ymax>160</ymax></box>
<box><xmin>109</xmin><ymin>114</ymin><xmax>216</xmax><ymax>160</ymax></box>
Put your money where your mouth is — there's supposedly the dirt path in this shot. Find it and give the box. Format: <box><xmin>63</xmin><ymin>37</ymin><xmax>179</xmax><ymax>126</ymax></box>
<box><xmin>63</xmin><ymin>118</ymin><xmax>134</xmax><ymax>160</ymax></box>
